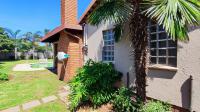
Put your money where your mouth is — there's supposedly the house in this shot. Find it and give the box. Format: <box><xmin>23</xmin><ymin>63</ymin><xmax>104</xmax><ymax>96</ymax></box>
<box><xmin>41</xmin><ymin>0</ymin><xmax>200</xmax><ymax>111</ymax></box>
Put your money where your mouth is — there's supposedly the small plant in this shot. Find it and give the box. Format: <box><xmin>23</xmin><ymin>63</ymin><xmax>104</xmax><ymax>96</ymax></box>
<box><xmin>141</xmin><ymin>100</ymin><xmax>172</xmax><ymax>112</ymax></box>
<box><xmin>0</xmin><ymin>72</ymin><xmax>9</xmax><ymax>81</ymax></box>
<box><xmin>112</xmin><ymin>87</ymin><xmax>142</xmax><ymax>112</ymax></box>
<box><xmin>68</xmin><ymin>59</ymin><xmax>122</xmax><ymax>111</ymax></box>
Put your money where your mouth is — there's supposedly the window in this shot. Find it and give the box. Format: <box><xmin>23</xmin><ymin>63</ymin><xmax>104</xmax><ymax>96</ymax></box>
<box><xmin>102</xmin><ymin>30</ymin><xmax>114</xmax><ymax>62</ymax></box>
<box><xmin>148</xmin><ymin>21</ymin><xmax>177</xmax><ymax>67</ymax></box>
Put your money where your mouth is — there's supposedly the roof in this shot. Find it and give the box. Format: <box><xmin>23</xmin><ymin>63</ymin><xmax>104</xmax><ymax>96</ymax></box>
<box><xmin>79</xmin><ymin>0</ymin><xmax>98</xmax><ymax>24</ymax></box>
<box><xmin>40</xmin><ymin>24</ymin><xmax>82</xmax><ymax>42</ymax></box>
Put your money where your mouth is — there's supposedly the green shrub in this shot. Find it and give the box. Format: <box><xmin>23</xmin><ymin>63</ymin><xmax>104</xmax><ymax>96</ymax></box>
<box><xmin>141</xmin><ymin>100</ymin><xmax>172</xmax><ymax>112</ymax></box>
<box><xmin>0</xmin><ymin>72</ymin><xmax>9</xmax><ymax>81</ymax></box>
<box><xmin>68</xmin><ymin>59</ymin><xmax>122</xmax><ymax>111</ymax></box>
<box><xmin>112</xmin><ymin>87</ymin><xmax>142</xmax><ymax>112</ymax></box>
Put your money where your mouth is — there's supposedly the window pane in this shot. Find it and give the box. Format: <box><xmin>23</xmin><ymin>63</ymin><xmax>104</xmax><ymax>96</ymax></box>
<box><xmin>150</xmin><ymin>57</ymin><xmax>157</xmax><ymax>64</ymax></box>
<box><xmin>159</xmin><ymin>49</ymin><xmax>166</xmax><ymax>56</ymax></box>
<box><xmin>111</xmin><ymin>41</ymin><xmax>114</xmax><ymax>45</ymax></box>
<box><xmin>104</xmin><ymin>41</ymin><xmax>108</xmax><ymax>45</ymax></box>
<box><xmin>168</xmin><ymin>40</ymin><xmax>177</xmax><ymax>47</ymax></box>
<box><xmin>168</xmin><ymin>49</ymin><xmax>177</xmax><ymax>56</ymax></box>
<box><xmin>151</xmin><ymin>21</ymin><xmax>157</xmax><ymax>25</ymax></box>
<box><xmin>103</xmin><ymin>51</ymin><xmax>107</xmax><ymax>55</ymax></box>
<box><xmin>159</xmin><ymin>26</ymin><xmax>165</xmax><ymax>31</ymax></box>
<box><xmin>150</xmin><ymin>42</ymin><xmax>157</xmax><ymax>48</ymax></box>
<box><xmin>168</xmin><ymin>58</ymin><xmax>177</xmax><ymax>67</ymax></box>
<box><xmin>159</xmin><ymin>32</ymin><xmax>167</xmax><ymax>39</ymax></box>
<box><xmin>108</xmin><ymin>35</ymin><xmax>113</xmax><ymax>40</ymax></box>
<box><xmin>103</xmin><ymin>46</ymin><xmax>108</xmax><ymax>51</ymax></box>
<box><xmin>103</xmin><ymin>35</ymin><xmax>107</xmax><ymax>40</ymax></box>
<box><xmin>150</xmin><ymin>26</ymin><xmax>157</xmax><ymax>32</ymax></box>
<box><xmin>151</xmin><ymin>50</ymin><xmax>157</xmax><ymax>56</ymax></box>
<box><xmin>159</xmin><ymin>41</ymin><xmax>167</xmax><ymax>48</ymax></box>
<box><xmin>112</xmin><ymin>46</ymin><xmax>114</xmax><ymax>50</ymax></box>
<box><xmin>150</xmin><ymin>34</ymin><xmax>157</xmax><ymax>40</ymax></box>
<box><xmin>109</xmin><ymin>46</ymin><xmax>112</xmax><ymax>50</ymax></box>
<box><xmin>159</xmin><ymin>58</ymin><xmax>166</xmax><ymax>64</ymax></box>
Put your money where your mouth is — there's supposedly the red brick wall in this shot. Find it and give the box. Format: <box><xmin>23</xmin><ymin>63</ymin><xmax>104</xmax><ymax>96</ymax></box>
<box><xmin>57</xmin><ymin>31</ymin><xmax>83</xmax><ymax>82</ymax></box>
<box><xmin>61</xmin><ymin>0</ymin><xmax>78</xmax><ymax>25</ymax></box>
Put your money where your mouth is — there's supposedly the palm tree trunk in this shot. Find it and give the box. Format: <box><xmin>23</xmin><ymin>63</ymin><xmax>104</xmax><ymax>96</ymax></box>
<box><xmin>130</xmin><ymin>0</ymin><xmax>148</xmax><ymax>102</ymax></box>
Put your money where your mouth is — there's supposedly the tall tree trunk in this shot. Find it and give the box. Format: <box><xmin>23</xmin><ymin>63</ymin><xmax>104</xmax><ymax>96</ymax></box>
<box><xmin>15</xmin><ymin>47</ymin><xmax>17</xmax><ymax>60</ymax></box>
<box><xmin>130</xmin><ymin>0</ymin><xmax>148</xmax><ymax>102</ymax></box>
<box><xmin>33</xmin><ymin>46</ymin><xmax>35</xmax><ymax>60</ymax></box>
<box><xmin>15</xmin><ymin>37</ymin><xmax>17</xmax><ymax>60</ymax></box>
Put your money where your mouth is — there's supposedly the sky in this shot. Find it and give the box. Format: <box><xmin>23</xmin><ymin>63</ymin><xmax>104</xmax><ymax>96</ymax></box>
<box><xmin>0</xmin><ymin>0</ymin><xmax>92</xmax><ymax>35</ymax></box>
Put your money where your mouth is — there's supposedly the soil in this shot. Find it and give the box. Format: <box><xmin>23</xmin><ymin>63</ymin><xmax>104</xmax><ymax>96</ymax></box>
<box><xmin>77</xmin><ymin>103</ymin><xmax>113</xmax><ymax>112</ymax></box>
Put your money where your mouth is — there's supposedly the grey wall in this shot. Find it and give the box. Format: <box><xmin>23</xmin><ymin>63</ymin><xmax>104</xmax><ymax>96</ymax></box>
<box><xmin>85</xmin><ymin>21</ymin><xmax>136</xmax><ymax>87</ymax></box>
<box><xmin>85</xmin><ymin>21</ymin><xmax>200</xmax><ymax>111</ymax></box>
<box><xmin>146</xmin><ymin>27</ymin><xmax>200</xmax><ymax>111</ymax></box>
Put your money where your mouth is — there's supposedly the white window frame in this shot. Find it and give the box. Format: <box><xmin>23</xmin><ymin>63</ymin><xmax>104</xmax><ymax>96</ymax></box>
<box><xmin>102</xmin><ymin>29</ymin><xmax>115</xmax><ymax>63</ymax></box>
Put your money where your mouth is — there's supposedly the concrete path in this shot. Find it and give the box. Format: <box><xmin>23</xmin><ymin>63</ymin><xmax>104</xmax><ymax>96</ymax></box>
<box><xmin>0</xmin><ymin>86</ymin><xmax>70</xmax><ymax>112</ymax></box>
<box><xmin>12</xmin><ymin>64</ymin><xmax>45</xmax><ymax>71</ymax></box>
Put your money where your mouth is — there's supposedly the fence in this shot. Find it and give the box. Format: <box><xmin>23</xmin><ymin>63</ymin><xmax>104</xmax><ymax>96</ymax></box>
<box><xmin>0</xmin><ymin>51</ymin><xmax>53</xmax><ymax>60</ymax></box>
<box><xmin>0</xmin><ymin>52</ymin><xmax>15</xmax><ymax>60</ymax></box>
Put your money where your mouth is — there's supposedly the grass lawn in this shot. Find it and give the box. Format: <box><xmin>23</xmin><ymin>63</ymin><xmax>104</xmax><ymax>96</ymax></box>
<box><xmin>24</xmin><ymin>100</ymin><xmax>69</xmax><ymax>112</ymax></box>
<box><xmin>0</xmin><ymin>60</ymin><xmax>66</xmax><ymax>110</ymax></box>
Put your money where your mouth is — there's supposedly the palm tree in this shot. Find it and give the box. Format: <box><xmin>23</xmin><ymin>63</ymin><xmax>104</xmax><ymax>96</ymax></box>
<box><xmin>43</xmin><ymin>29</ymin><xmax>52</xmax><ymax>52</ymax></box>
<box><xmin>3</xmin><ymin>28</ymin><xmax>21</xmax><ymax>60</ymax></box>
<box><xmin>88</xmin><ymin>0</ymin><xmax>200</xmax><ymax>101</ymax></box>
<box><xmin>23</xmin><ymin>31</ymin><xmax>42</xmax><ymax>59</ymax></box>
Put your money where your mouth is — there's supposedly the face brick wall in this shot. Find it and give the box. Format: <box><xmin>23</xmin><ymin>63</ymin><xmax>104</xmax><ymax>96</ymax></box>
<box><xmin>57</xmin><ymin>31</ymin><xmax>83</xmax><ymax>82</ymax></box>
<box><xmin>61</xmin><ymin>0</ymin><xmax>78</xmax><ymax>25</ymax></box>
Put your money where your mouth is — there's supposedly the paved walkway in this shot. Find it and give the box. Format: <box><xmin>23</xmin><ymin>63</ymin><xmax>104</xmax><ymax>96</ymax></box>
<box><xmin>0</xmin><ymin>85</ymin><xmax>70</xmax><ymax>112</ymax></box>
<box><xmin>13</xmin><ymin>64</ymin><xmax>45</xmax><ymax>71</ymax></box>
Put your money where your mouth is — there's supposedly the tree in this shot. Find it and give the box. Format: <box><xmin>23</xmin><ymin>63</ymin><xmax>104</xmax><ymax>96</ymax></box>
<box><xmin>17</xmin><ymin>38</ymin><xmax>32</xmax><ymax>52</ymax></box>
<box><xmin>43</xmin><ymin>29</ymin><xmax>52</xmax><ymax>52</ymax></box>
<box><xmin>88</xmin><ymin>0</ymin><xmax>200</xmax><ymax>101</ymax></box>
<box><xmin>23</xmin><ymin>31</ymin><xmax>42</xmax><ymax>59</ymax></box>
<box><xmin>3</xmin><ymin>28</ymin><xmax>21</xmax><ymax>60</ymax></box>
<box><xmin>0</xmin><ymin>27</ymin><xmax>15</xmax><ymax>53</ymax></box>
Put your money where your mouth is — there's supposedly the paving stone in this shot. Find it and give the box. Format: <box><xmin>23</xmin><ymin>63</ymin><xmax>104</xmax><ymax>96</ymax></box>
<box><xmin>22</xmin><ymin>100</ymin><xmax>41</xmax><ymax>110</ymax></box>
<box><xmin>41</xmin><ymin>95</ymin><xmax>58</xmax><ymax>103</ymax></box>
<box><xmin>58</xmin><ymin>92</ymin><xmax>69</xmax><ymax>98</ymax></box>
<box><xmin>0</xmin><ymin>106</ymin><xmax>20</xmax><ymax>112</ymax></box>
<box><xmin>59</xmin><ymin>96</ymin><xmax>68</xmax><ymax>103</ymax></box>
<box><xmin>63</xmin><ymin>85</ymin><xmax>70</xmax><ymax>91</ymax></box>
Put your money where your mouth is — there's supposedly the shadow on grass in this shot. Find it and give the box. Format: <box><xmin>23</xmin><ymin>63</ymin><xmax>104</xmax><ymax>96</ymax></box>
<box><xmin>47</xmin><ymin>67</ymin><xmax>57</xmax><ymax>74</ymax></box>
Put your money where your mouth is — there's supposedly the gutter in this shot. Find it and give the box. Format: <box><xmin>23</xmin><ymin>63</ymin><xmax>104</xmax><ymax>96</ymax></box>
<box><xmin>64</xmin><ymin>30</ymin><xmax>81</xmax><ymax>40</ymax></box>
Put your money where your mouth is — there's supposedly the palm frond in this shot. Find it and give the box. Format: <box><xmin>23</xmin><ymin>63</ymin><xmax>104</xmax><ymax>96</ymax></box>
<box><xmin>88</xmin><ymin>0</ymin><xmax>132</xmax><ymax>41</ymax></box>
<box><xmin>14</xmin><ymin>30</ymin><xmax>21</xmax><ymax>36</ymax></box>
<box><xmin>144</xmin><ymin>0</ymin><xmax>200</xmax><ymax>40</ymax></box>
<box><xmin>3</xmin><ymin>28</ymin><xmax>15</xmax><ymax>38</ymax></box>
<box><xmin>3</xmin><ymin>28</ymin><xmax>21</xmax><ymax>39</ymax></box>
<box><xmin>88</xmin><ymin>0</ymin><xmax>132</xmax><ymax>26</ymax></box>
<box><xmin>113</xmin><ymin>24</ymin><xmax>123</xmax><ymax>42</ymax></box>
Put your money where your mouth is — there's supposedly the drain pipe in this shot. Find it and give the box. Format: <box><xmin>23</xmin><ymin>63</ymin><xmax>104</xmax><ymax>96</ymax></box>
<box><xmin>189</xmin><ymin>75</ymin><xmax>193</xmax><ymax>112</ymax></box>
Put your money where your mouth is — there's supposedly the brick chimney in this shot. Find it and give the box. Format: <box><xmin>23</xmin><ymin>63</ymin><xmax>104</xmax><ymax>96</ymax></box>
<box><xmin>61</xmin><ymin>0</ymin><xmax>78</xmax><ymax>25</ymax></box>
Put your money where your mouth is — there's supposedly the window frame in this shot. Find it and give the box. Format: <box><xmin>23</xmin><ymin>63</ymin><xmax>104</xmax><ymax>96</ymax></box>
<box><xmin>102</xmin><ymin>29</ymin><xmax>115</xmax><ymax>63</ymax></box>
<box><xmin>148</xmin><ymin>22</ymin><xmax>177</xmax><ymax>67</ymax></box>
